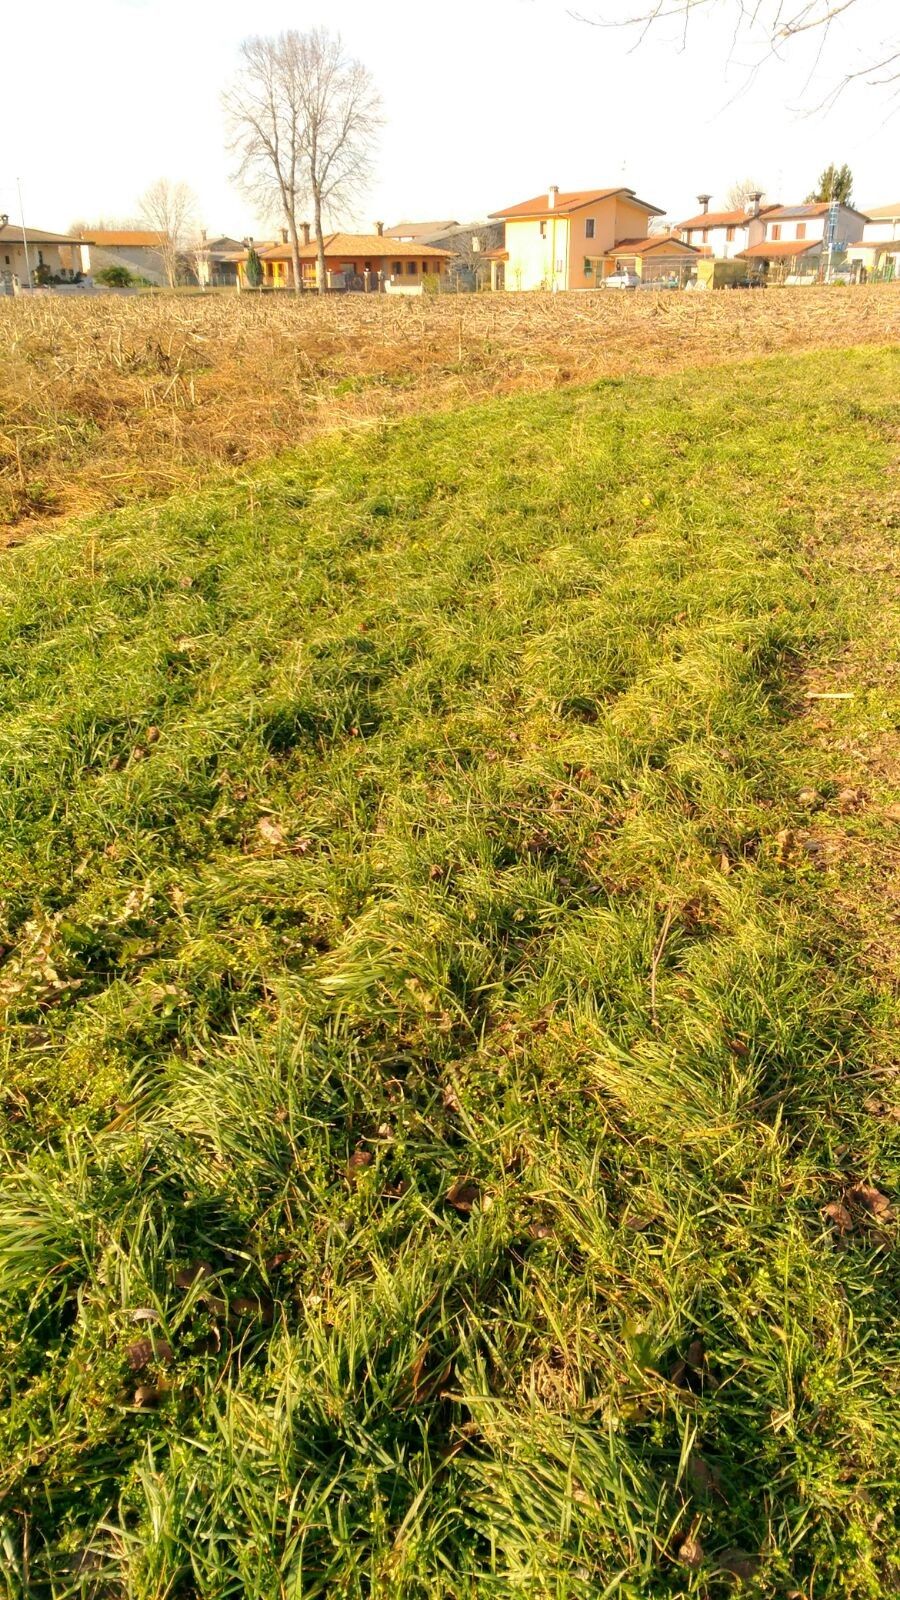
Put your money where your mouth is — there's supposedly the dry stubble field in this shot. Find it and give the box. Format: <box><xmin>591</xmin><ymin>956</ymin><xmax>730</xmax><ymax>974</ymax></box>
<box><xmin>2</xmin><ymin>284</ymin><xmax>899</xmax><ymax>541</ymax></box>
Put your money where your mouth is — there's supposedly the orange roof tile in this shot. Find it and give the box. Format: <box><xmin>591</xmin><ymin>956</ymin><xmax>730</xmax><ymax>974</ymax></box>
<box><xmin>603</xmin><ymin>234</ymin><xmax>701</xmax><ymax>256</ymax></box>
<box><xmin>679</xmin><ymin>206</ymin><xmax>779</xmax><ymax>230</ymax></box>
<box><xmin>258</xmin><ymin>233</ymin><xmax>452</xmax><ymax>262</ymax></box>
<box><xmin>89</xmin><ymin>231</ymin><xmax>166</xmax><ymax>247</ymax></box>
<box><xmin>489</xmin><ymin>188</ymin><xmax>664</xmax><ymax>221</ymax></box>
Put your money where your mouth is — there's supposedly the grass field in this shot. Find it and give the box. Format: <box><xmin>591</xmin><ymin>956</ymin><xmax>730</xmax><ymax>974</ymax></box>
<box><xmin>1</xmin><ymin>341</ymin><xmax>899</xmax><ymax>1597</ymax></box>
<box><xmin>2</xmin><ymin>287</ymin><xmax>899</xmax><ymax>541</ymax></box>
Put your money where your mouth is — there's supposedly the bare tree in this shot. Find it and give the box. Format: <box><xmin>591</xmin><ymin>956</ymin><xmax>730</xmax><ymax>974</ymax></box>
<box><xmin>577</xmin><ymin>2</ymin><xmax>898</xmax><ymax>99</ymax></box>
<box><xmin>224</xmin><ymin>29</ymin><xmax>381</xmax><ymax>295</ymax></box>
<box><xmin>138</xmin><ymin>180</ymin><xmax>198</xmax><ymax>288</ymax></box>
<box><xmin>725</xmin><ymin>178</ymin><xmax>767</xmax><ymax>211</ymax></box>
<box><xmin>223</xmin><ymin>35</ymin><xmax>305</xmax><ymax>292</ymax></box>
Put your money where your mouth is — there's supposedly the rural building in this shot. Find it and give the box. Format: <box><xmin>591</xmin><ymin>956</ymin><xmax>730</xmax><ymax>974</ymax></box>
<box><xmin>598</xmin><ymin>233</ymin><xmax>701</xmax><ymax>285</ymax></box>
<box><xmin>846</xmin><ymin>202</ymin><xmax>900</xmax><ymax>279</ymax></box>
<box><xmin>0</xmin><ymin>218</ymin><xmax>86</xmax><ymax>288</ymax></box>
<box><xmin>240</xmin><ymin>229</ymin><xmax>452</xmax><ymax>291</ymax></box>
<box><xmin>385</xmin><ymin>219</ymin><xmax>506</xmax><ymax>287</ymax></box>
<box><xmin>487</xmin><ymin>186</ymin><xmax>667</xmax><ymax>290</ymax></box>
<box><xmin>82</xmin><ymin>231</ymin><xmax>168</xmax><ymax>285</ymax></box>
<box><xmin>196</xmin><ymin>235</ymin><xmax>249</xmax><ymax>288</ymax></box>
<box><xmin>736</xmin><ymin>200</ymin><xmax>871</xmax><ymax>282</ymax></box>
<box><xmin>384</xmin><ymin>220</ymin><xmax>459</xmax><ymax>243</ymax></box>
<box><xmin>677</xmin><ymin>194</ymin><xmax>779</xmax><ymax>259</ymax></box>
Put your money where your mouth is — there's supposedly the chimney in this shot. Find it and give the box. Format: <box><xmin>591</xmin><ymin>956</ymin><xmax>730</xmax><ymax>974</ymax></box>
<box><xmin>301</xmin><ymin>221</ymin><xmax>311</xmax><ymax>246</ymax></box>
<box><xmin>281</xmin><ymin>227</ymin><xmax>288</xmax><ymax>244</ymax></box>
<box><xmin>375</xmin><ymin>220</ymin><xmax>384</xmax><ymax>236</ymax></box>
<box><xmin>697</xmin><ymin>194</ymin><xmax>711</xmax><ymax>215</ymax></box>
<box><xmin>750</xmin><ymin>190</ymin><xmax>763</xmax><ymax>217</ymax></box>
<box><xmin>548</xmin><ymin>185</ymin><xmax>559</xmax><ymax>210</ymax></box>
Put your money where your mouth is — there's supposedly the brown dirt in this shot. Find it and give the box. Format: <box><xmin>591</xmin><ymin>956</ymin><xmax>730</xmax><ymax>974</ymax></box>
<box><xmin>2</xmin><ymin>285</ymin><xmax>899</xmax><ymax>543</ymax></box>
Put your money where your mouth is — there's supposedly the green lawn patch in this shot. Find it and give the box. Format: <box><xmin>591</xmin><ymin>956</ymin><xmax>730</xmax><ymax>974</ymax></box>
<box><xmin>0</xmin><ymin>348</ymin><xmax>898</xmax><ymax>1598</ymax></box>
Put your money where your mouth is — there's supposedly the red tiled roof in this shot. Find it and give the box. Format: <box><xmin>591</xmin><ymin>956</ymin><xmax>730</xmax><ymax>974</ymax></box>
<box><xmin>606</xmin><ymin>234</ymin><xmax>700</xmax><ymax>256</ymax></box>
<box><xmin>737</xmin><ymin>239</ymin><xmax>822</xmax><ymax>260</ymax></box>
<box><xmin>89</xmin><ymin>231</ymin><xmax>166</xmax><ymax>247</ymax></box>
<box><xmin>862</xmin><ymin>202</ymin><xmax>900</xmax><ymax>219</ymax></box>
<box><xmin>258</xmin><ymin>233</ymin><xmax>452</xmax><ymax>262</ymax></box>
<box><xmin>489</xmin><ymin>188</ymin><xmax>664</xmax><ymax>220</ymax></box>
<box><xmin>679</xmin><ymin>206</ymin><xmax>779</xmax><ymax>230</ymax></box>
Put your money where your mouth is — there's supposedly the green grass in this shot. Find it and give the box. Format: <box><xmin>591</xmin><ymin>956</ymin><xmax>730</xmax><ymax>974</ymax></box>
<box><xmin>0</xmin><ymin>348</ymin><xmax>898</xmax><ymax>1599</ymax></box>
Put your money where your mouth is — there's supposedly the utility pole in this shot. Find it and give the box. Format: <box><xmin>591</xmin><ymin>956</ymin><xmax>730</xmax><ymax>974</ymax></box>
<box><xmin>16</xmin><ymin>177</ymin><xmax>32</xmax><ymax>290</ymax></box>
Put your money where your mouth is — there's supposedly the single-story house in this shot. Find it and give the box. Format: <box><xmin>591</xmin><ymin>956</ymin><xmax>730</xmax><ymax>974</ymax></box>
<box><xmin>487</xmin><ymin>186</ymin><xmax>667</xmax><ymax>291</ymax></box>
<box><xmin>82</xmin><ymin>231</ymin><xmax>168</xmax><ymax>285</ymax></box>
<box><xmin>196</xmin><ymin>235</ymin><xmax>249</xmax><ymax>288</ymax></box>
<box><xmin>240</xmin><ymin>229</ymin><xmax>453</xmax><ymax>291</ymax></box>
<box><xmin>385</xmin><ymin>219</ymin><xmax>506</xmax><ymax>287</ymax></box>
<box><xmin>736</xmin><ymin>237</ymin><xmax>824</xmax><ymax>283</ymax></box>
<box><xmin>592</xmin><ymin>233</ymin><xmax>701</xmax><ymax>284</ymax></box>
<box><xmin>0</xmin><ymin>219</ymin><xmax>87</xmax><ymax>288</ymax></box>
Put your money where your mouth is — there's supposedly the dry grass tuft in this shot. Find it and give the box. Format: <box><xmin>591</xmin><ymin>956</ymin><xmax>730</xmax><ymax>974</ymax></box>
<box><xmin>2</xmin><ymin>285</ymin><xmax>898</xmax><ymax>540</ymax></box>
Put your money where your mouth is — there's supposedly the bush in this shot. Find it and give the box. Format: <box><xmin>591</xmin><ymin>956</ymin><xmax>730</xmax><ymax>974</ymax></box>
<box><xmin>94</xmin><ymin>264</ymin><xmax>133</xmax><ymax>288</ymax></box>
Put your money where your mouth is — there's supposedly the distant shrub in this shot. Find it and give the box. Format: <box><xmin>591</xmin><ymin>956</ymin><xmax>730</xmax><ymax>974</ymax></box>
<box><xmin>94</xmin><ymin>264</ymin><xmax>133</xmax><ymax>288</ymax></box>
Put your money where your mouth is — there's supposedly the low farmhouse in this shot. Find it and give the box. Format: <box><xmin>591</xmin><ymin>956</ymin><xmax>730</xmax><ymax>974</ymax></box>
<box><xmin>83</xmin><ymin>231</ymin><xmax>168</xmax><ymax>285</ymax></box>
<box><xmin>846</xmin><ymin>202</ymin><xmax>900</xmax><ymax>280</ymax></box>
<box><xmin>385</xmin><ymin>219</ymin><xmax>506</xmax><ymax>287</ymax></box>
<box><xmin>196</xmin><ymin>236</ymin><xmax>248</xmax><ymax>288</ymax></box>
<box><xmin>241</xmin><ymin>228</ymin><xmax>452</xmax><ymax>291</ymax></box>
<box><xmin>488</xmin><ymin>185</ymin><xmax>670</xmax><ymax>290</ymax></box>
<box><xmin>678</xmin><ymin>194</ymin><xmax>778</xmax><ymax>259</ymax></box>
<box><xmin>737</xmin><ymin>201</ymin><xmax>870</xmax><ymax>280</ymax></box>
<box><xmin>0</xmin><ymin>218</ymin><xmax>87</xmax><ymax>288</ymax></box>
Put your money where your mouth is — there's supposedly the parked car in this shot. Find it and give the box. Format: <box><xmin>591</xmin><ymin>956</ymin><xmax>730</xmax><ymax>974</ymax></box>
<box><xmin>604</xmin><ymin>269</ymin><xmax>639</xmax><ymax>289</ymax></box>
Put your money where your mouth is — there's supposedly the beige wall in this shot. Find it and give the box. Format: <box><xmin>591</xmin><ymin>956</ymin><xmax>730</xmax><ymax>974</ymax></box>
<box><xmin>504</xmin><ymin>217</ymin><xmax>570</xmax><ymax>291</ymax></box>
<box><xmin>0</xmin><ymin>240</ymin><xmax>73</xmax><ymax>284</ymax></box>
<box><xmin>504</xmin><ymin>197</ymin><xmax>660</xmax><ymax>291</ymax></box>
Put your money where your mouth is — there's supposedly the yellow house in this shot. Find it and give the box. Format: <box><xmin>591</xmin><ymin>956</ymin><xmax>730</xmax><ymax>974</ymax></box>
<box><xmin>488</xmin><ymin>185</ymin><xmax>668</xmax><ymax>291</ymax></box>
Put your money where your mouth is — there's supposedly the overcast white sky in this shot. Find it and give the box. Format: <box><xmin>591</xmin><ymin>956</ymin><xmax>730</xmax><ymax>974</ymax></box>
<box><xmin>4</xmin><ymin>0</ymin><xmax>896</xmax><ymax>237</ymax></box>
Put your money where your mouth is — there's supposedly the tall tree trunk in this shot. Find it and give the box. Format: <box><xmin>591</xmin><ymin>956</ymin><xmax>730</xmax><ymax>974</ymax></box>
<box><xmin>313</xmin><ymin>190</ymin><xmax>327</xmax><ymax>295</ymax></box>
<box><xmin>287</xmin><ymin>213</ymin><xmax>302</xmax><ymax>295</ymax></box>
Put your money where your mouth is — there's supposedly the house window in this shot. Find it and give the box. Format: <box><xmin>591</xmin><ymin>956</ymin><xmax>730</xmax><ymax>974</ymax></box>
<box><xmin>407</xmin><ymin>261</ymin><xmax>417</xmax><ymax>275</ymax></box>
<box><xmin>393</xmin><ymin>262</ymin><xmax>402</xmax><ymax>275</ymax></box>
<box><xmin>539</xmin><ymin>221</ymin><xmax>547</xmax><ymax>238</ymax></box>
<box><xmin>702</xmin><ymin>229</ymin><xmax>709</xmax><ymax>244</ymax></box>
<box><xmin>364</xmin><ymin>261</ymin><xmax>372</xmax><ymax>271</ymax></box>
<box><xmin>585</xmin><ymin>218</ymin><xmax>595</xmax><ymax>239</ymax></box>
<box><xmin>422</xmin><ymin>261</ymin><xmax>429</xmax><ymax>272</ymax></box>
<box><xmin>3</xmin><ymin>255</ymin><xmax>8</xmax><ymax>265</ymax></box>
<box><xmin>584</xmin><ymin>257</ymin><xmax>593</xmax><ymax>275</ymax></box>
<box><xmin>796</xmin><ymin>223</ymin><xmax>806</xmax><ymax>240</ymax></box>
<box><xmin>771</xmin><ymin>224</ymin><xmax>781</xmax><ymax>240</ymax></box>
<box><xmin>726</xmin><ymin>226</ymin><xmax>735</xmax><ymax>242</ymax></box>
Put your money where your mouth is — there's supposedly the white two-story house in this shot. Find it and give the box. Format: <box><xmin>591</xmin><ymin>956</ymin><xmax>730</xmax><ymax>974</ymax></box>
<box><xmin>678</xmin><ymin>194</ymin><xmax>777</xmax><ymax>260</ymax></box>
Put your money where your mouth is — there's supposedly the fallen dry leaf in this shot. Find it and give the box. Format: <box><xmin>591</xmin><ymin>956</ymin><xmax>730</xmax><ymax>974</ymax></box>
<box><xmin>676</xmin><ymin>1534</ymin><xmax>705</xmax><ymax>1568</ymax></box>
<box><xmin>846</xmin><ymin>1182</ymin><xmax>894</xmax><ymax>1222</ymax></box>
<box><xmin>175</xmin><ymin>1262</ymin><xmax>213</xmax><ymax>1289</ymax></box>
<box><xmin>686</xmin><ymin>1453</ymin><xmax>724</xmax><ymax>1500</ymax></box>
<box><xmin>133</xmin><ymin>1384</ymin><xmax>160</xmax><ymax>1408</ymax></box>
<box><xmin>883</xmin><ymin>802</ymin><xmax>900</xmax><ymax>825</ymax></box>
<box><xmin>775</xmin><ymin>828</ymin><xmax>795</xmax><ymax>862</ymax></box>
<box><xmin>256</xmin><ymin>816</ymin><xmax>285</xmax><ymax>847</ymax></box>
<box><xmin>126</xmin><ymin>1336</ymin><xmax>173</xmax><ymax>1370</ymax></box>
<box><xmin>445</xmin><ymin>1177</ymin><xmax>480</xmax><ymax>1213</ymax></box>
<box><xmin>347</xmin><ymin>1149</ymin><xmax>373</xmax><ymax>1179</ymax></box>
<box><xmin>823</xmin><ymin>1200</ymin><xmax>853</xmax><ymax>1234</ymax></box>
